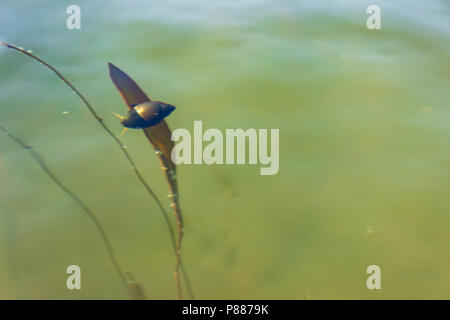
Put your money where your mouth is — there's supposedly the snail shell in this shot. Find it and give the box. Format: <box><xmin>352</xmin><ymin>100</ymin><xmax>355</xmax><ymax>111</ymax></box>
<box><xmin>121</xmin><ymin>101</ymin><xmax>175</xmax><ymax>129</ymax></box>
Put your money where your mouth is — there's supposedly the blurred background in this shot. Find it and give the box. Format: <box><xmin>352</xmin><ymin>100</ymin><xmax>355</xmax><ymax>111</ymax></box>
<box><xmin>0</xmin><ymin>0</ymin><xmax>449</xmax><ymax>299</ymax></box>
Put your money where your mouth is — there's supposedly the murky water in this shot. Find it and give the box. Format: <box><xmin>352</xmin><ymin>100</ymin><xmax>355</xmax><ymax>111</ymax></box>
<box><xmin>0</xmin><ymin>0</ymin><xmax>449</xmax><ymax>299</ymax></box>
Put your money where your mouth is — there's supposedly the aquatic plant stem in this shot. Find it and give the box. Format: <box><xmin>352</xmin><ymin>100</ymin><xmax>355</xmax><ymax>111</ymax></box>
<box><xmin>0</xmin><ymin>124</ymin><xmax>136</xmax><ymax>298</ymax></box>
<box><xmin>155</xmin><ymin>152</ymin><xmax>185</xmax><ymax>300</ymax></box>
<box><xmin>0</xmin><ymin>41</ymin><xmax>194</xmax><ymax>299</ymax></box>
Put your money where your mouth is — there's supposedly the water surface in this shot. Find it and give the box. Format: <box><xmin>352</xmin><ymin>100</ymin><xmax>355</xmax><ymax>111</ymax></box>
<box><xmin>0</xmin><ymin>0</ymin><xmax>449</xmax><ymax>299</ymax></box>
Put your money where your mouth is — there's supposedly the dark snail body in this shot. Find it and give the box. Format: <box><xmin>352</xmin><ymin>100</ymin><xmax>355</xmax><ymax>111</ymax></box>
<box><xmin>121</xmin><ymin>101</ymin><xmax>175</xmax><ymax>129</ymax></box>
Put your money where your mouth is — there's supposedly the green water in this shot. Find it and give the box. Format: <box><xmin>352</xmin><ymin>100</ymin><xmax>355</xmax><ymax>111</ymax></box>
<box><xmin>0</xmin><ymin>1</ymin><xmax>449</xmax><ymax>299</ymax></box>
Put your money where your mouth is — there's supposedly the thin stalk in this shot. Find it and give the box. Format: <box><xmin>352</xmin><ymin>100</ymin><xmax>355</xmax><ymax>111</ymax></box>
<box><xmin>153</xmin><ymin>148</ymin><xmax>185</xmax><ymax>299</ymax></box>
<box><xmin>0</xmin><ymin>42</ymin><xmax>194</xmax><ymax>299</ymax></box>
<box><xmin>0</xmin><ymin>125</ymin><xmax>140</xmax><ymax>298</ymax></box>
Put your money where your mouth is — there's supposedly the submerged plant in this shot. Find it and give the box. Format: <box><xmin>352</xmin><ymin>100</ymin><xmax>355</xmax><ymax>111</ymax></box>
<box><xmin>0</xmin><ymin>125</ymin><xmax>146</xmax><ymax>299</ymax></box>
<box><xmin>0</xmin><ymin>42</ymin><xmax>193</xmax><ymax>299</ymax></box>
<box><xmin>108</xmin><ymin>63</ymin><xmax>188</xmax><ymax>299</ymax></box>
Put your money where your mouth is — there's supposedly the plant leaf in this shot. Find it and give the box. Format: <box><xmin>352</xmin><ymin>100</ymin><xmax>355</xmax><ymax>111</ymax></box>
<box><xmin>108</xmin><ymin>63</ymin><xmax>175</xmax><ymax>169</ymax></box>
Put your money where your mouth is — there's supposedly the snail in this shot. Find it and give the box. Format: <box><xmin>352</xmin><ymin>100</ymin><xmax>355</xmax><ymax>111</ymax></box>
<box><xmin>112</xmin><ymin>101</ymin><xmax>175</xmax><ymax>137</ymax></box>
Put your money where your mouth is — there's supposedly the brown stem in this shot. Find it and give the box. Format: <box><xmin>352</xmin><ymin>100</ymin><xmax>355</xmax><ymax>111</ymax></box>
<box><xmin>158</xmin><ymin>153</ymin><xmax>185</xmax><ymax>300</ymax></box>
<box><xmin>0</xmin><ymin>125</ymin><xmax>145</xmax><ymax>299</ymax></box>
<box><xmin>0</xmin><ymin>42</ymin><xmax>194</xmax><ymax>299</ymax></box>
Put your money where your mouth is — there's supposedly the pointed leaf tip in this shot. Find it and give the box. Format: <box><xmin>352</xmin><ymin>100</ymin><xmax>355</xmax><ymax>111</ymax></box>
<box><xmin>108</xmin><ymin>63</ymin><xmax>150</xmax><ymax>110</ymax></box>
